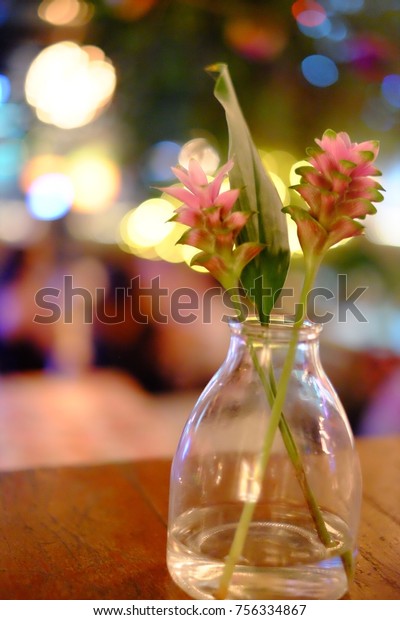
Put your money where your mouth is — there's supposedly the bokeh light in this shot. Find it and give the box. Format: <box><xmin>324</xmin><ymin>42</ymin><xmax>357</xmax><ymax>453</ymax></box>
<box><xmin>26</xmin><ymin>173</ymin><xmax>73</xmax><ymax>220</ymax></box>
<box><xmin>153</xmin><ymin>222</ymin><xmax>188</xmax><ymax>264</ymax></box>
<box><xmin>297</xmin><ymin>17</ymin><xmax>331</xmax><ymax>38</ymax></box>
<box><xmin>119</xmin><ymin>199</ymin><xmax>175</xmax><ymax>250</ymax></box>
<box><xmin>25</xmin><ymin>42</ymin><xmax>116</xmax><ymax>129</ymax></box>
<box><xmin>224</xmin><ymin>16</ymin><xmax>288</xmax><ymax>62</ymax></box>
<box><xmin>344</xmin><ymin>35</ymin><xmax>395</xmax><ymax>81</ymax></box>
<box><xmin>381</xmin><ymin>74</ymin><xmax>400</xmax><ymax>109</ymax></box>
<box><xmin>20</xmin><ymin>150</ymin><xmax>121</xmax><ymax>215</ymax></box>
<box><xmin>0</xmin><ymin>140</ymin><xmax>24</xmax><ymax>186</ymax></box>
<box><xmin>180</xmin><ymin>244</ymin><xmax>208</xmax><ymax>273</ymax></box>
<box><xmin>329</xmin><ymin>0</ymin><xmax>364</xmax><ymax>14</ymax></box>
<box><xmin>301</xmin><ymin>54</ymin><xmax>339</xmax><ymax>87</ymax></box>
<box><xmin>290</xmin><ymin>159</ymin><xmax>310</xmax><ymax>186</ymax></box>
<box><xmin>292</xmin><ymin>1</ymin><xmax>326</xmax><ymax>26</ymax></box>
<box><xmin>287</xmin><ymin>218</ymin><xmax>303</xmax><ymax>254</ymax></box>
<box><xmin>366</xmin><ymin>162</ymin><xmax>400</xmax><ymax>248</ymax></box>
<box><xmin>20</xmin><ymin>154</ymin><xmax>67</xmax><ymax>192</ymax></box>
<box><xmin>0</xmin><ymin>74</ymin><xmax>11</xmax><ymax>103</ymax></box>
<box><xmin>260</xmin><ymin>149</ymin><xmax>298</xmax><ymax>184</ymax></box>
<box><xmin>324</xmin><ymin>17</ymin><xmax>348</xmax><ymax>41</ymax></box>
<box><xmin>0</xmin><ymin>103</ymin><xmax>30</xmax><ymax>139</ymax></box>
<box><xmin>259</xmin><ymin>148</ymin><xmax>292</xmax><ymax>203</ymax></box>
<box><xmin>178</xmin><ymin>138</ymin><xmax>220</xmax><ymax>174</ymax></box>
<box><xmin>145</xmin><ymin>140</ymin><xmax>181</xmax><ymax>182</ymax></box>
<box><xmin>38</xmin><ymin>0</ymin><xmax>94</xmax><ymax>26</ymax></box>
<box><xmin>68</xmin><ymin>150</ymin><xmax>121</xmax><ymax>212</ymax></box>
<box><xmin>118</xmin><ymin>195</ymin><xmax>210</xmax><ymax>270</ymax></box>
<box><xmin>269</xmin><ymin>172</ymin><xmax>289</xmax><ymax>204</ymax></box>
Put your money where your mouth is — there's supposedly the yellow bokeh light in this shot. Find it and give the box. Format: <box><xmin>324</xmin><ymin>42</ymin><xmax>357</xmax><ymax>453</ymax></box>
<box><xmin>181</xmin><ymin>245</ymin><xmax>208</xmax><ymax>273</ymax></box>
<box><xmin>25</xmin><ymin>42</ymin><xmax>116</xmax><ymax>129</ymax></box>
<box><xmin>154</xmin><ymin>221</ymin><xmax>186</xmax><ymax>263</ymax></box>
<box><xmin>120</xmin><ymin>199</ymin><xmax>176</xmax><ymax>250</ymax></box>
<box><xmin>289</xmin><ymin>159</ymin><xmax>309</xmax><ymax>186</ymax></box>
<box><xmin>269</xmin><ymin>171</ymin><xmax>289</xmax><ymax>205</ymax></box>
<box><xmin>118</xmin><ymin>196</ymin><xmax>210</xmax><ymax>270</ymax></box>
<box><xmin>119</xmin><ymin>240</ymin><xmax>160</xmax><ymax>260</ymax></box>
<box><xmin>155</xmin><ymin>237</ymin><xmax>186</xmax><ymax>263</ymax></box>
<box><xmin>259</xmin><ymin>150</ymin><xmax>279</xmax><ymax>176</ymax></box>
<box><xmin>259</xmin><ymin>149</ymin><xmax>297</xmax><ymax>182</ymax></box>
<box><xmin>286</xmin><ymin>216</ymin><xmax>302</xmax><ymax>255</ymax></box>
<box><xmin>68</xmin><ymin>152</ymin><xmax>121</xmax><ymax>212</ymax></box>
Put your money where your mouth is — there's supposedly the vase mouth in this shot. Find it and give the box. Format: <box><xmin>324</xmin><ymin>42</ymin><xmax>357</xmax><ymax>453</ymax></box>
<box><xmin>228</xmin><ymin>314</ymin><xmax>323</xmax><ymax>342</ymax></box>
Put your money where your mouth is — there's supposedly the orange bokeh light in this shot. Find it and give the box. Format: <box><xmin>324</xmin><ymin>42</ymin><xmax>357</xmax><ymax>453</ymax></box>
<box><xmin>225</xmin><ymin>17</ymin><xmax>287</xmax><ymax>62</ymax></box>
<box><xmin>20</xmin><ymin>154</ymin><xmax>67</xmax><ymax>193</ymax></box>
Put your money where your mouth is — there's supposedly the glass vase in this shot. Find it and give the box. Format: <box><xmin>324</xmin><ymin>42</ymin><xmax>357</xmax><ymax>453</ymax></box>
<box><xmin>166</xmin><ymin>316</ymin><xmax>362</xmax><ymax>600</ymax></box>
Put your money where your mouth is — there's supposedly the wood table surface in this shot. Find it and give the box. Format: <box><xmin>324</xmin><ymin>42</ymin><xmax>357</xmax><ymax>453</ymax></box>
<box><xmin>0</xmin><ymin>436</ymin><xmax>399</xmax><ymax>600</ymax></box>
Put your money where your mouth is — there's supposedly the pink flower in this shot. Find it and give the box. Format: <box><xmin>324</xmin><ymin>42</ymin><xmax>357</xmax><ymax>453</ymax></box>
<box><xmin>163</xmin><ymin>159</ymin><xmax>241</xmax><ymax>234</ymax></box>
<box><xmin>162</xmin><ymin>158</ymin><xmax>263</xmax><ymax>289</ymax></box>
<box><xmin>284</xmin><ymin>129</ymin><xmax>384</xmax><ymax>265</ymax></box>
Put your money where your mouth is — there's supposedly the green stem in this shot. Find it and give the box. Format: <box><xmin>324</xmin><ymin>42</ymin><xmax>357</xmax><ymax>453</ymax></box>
<box><xmin>216</xmin><ymin>258</ymin><xmax>337</xmax><ymax>600</ymax></box>
<box><xmin>274</xmin><ymin>381</ymin><xmax>355</xmax><ymax>580</ymax></box>
<box><xmin>278</xmin><ymin>410</ymin><xmax>333</xmax><ymax>546</ymax></box>
<box><xmin>262</xmin><ymin>362</ymin><xmax>333</xmax><ymax>547</ymax></box>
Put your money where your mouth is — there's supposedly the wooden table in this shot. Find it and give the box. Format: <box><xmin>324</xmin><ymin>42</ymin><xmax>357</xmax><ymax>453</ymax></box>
<box><xmin>0</xmin><ymin>436</ymin><xmax>399</xmax><ymax>600</ymax></box>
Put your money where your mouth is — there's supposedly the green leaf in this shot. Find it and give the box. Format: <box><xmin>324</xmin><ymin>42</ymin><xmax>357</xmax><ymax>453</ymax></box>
<box><xmin>206</xmin><ymin>63</ymin><xmax>290</xmax><ymax>322</ymax></box>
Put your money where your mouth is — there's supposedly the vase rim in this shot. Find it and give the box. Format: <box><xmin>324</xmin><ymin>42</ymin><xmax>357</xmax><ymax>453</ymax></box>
<box><xmin>228</xmin><ymin>314</ymin><xmax>323</xmax><ymax>342</ymax></box>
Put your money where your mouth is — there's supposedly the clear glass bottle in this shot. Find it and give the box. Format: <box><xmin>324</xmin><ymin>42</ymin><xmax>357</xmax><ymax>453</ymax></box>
<box><xmin>167</xmin><ymin>317</ymin><xmax>362</xmax><ymax>600</ymax></box>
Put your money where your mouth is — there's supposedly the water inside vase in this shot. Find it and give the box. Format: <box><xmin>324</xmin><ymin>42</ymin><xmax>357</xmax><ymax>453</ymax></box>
<box><xmin>167</xmin><ymin>504</ymin><xmax>352</xmax><ymax>600</ymax></box>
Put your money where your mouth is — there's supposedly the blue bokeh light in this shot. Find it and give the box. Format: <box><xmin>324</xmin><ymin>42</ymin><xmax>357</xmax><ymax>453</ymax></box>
<box><xmin>329</xmin><ymin>0</ymin><xmax>364</xmax><ymax>13</ymax></box>
<box><xmin>0</xmin><ymin>104</ymin><xmax>29</xmax><ymax>139</ymax></box>
<box><xmin>381</xmin><ymin>74</ymin><xmax>400</xmax><ymax>109</ymax></box>
<box><xmin>145</xmin><ymin>140</ymin><xmax>181</xmax><ymax>182</ymax></box>
<box><xmin>27</xmin><ymin>173</ymin><xmax>73</xmax><ymax>221</ymax></box>
<box><xmin>0</xmin><ymin>74</ymin><xmax>11</xmax><ymax>103</ymax></box>
<box><xmin>0</xmin><ymin>140</ymin><xmax>23</xmax><ymax>186</ymax></box>
<box><xmin>325</xmin><ymin>17</ymin><xmax>348</xmax><ymax>41</ymax></box>
<box><xmin>297</xmin><ymin>16</ymin><xmax>331</xmax><ymax>39</ymax></box>
<box><xmin>301</xmin><ymin>55</ymin><xmax>339</xmax><ymax>87</ymax></box>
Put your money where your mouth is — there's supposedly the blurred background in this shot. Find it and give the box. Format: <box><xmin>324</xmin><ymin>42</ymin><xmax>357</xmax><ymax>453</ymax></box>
<box><xmin>0</xmin><ymin>0</ymin><xmax>399</xmax><ymax>469</ymax></box>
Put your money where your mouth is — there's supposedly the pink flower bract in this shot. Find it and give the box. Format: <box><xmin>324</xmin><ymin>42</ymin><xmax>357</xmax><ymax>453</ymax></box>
<box><xmin>284</xmin><ymin>129</ymin><xmax>384</xmax><ymax>265</ymax></box>
<box><xmin>162</xmin><ymin>158</ymin><xmax>263</xmax><ymax>289</ymax></box>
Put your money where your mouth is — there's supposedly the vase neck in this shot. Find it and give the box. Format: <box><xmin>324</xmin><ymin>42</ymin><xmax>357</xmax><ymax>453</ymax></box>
<box><xmin>228</xmin><ymin>316</ymin><xmax>322</xmax><ymax>344</ymax></box>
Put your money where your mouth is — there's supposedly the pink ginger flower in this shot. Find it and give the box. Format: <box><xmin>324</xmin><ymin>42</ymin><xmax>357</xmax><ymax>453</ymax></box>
<box><xmin>162</xmin><ymin>159</ymin><xmax>263</xmax><ymax>289</ymax></box>
<box><xmin>284</xmin><ymin>129</ymin><xmax>384</xmax><ymax>265</ymax></box>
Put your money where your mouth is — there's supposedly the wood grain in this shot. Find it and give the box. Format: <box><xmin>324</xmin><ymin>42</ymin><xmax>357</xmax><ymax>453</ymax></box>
<box><xmin>0</xmin><ymin>436</ymin><xmax>398</xmax><ymax>599</ymax></box>
<box><xmin>348</xmin><ymin>436</ymin><xmax>400</xmax><ymax>600</ymax></box>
